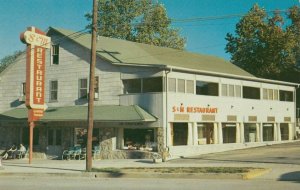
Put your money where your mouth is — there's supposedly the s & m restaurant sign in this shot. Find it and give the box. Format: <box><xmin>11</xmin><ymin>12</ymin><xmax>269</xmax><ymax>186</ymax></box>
<box><xmin>20</xmin><ymin>27</ymin><xmax>51</xmax><ymax>122</ymax></box>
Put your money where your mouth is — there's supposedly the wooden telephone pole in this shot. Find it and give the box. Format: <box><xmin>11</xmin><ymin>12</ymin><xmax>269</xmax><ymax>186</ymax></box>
<box><xmin>86</xmin><ymin>0</ymin><xmax>98</xmax><ymax>172</ymax></box>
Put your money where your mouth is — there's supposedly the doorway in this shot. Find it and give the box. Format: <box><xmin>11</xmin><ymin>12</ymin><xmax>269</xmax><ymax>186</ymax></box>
<box><xmin>280</xmin><ymin>123</ymin><xmax>289</xmax><ymax>140</ymax></box>
<box><xmin>263</xmin><ymin>124</ymin><xmax>274</xmax><ymax>141</ymax></box>
<box><xmin>222</xmin><ymin>123</ymin><xmax>236</xmax><ymax>143</ymax></box>
<box><xmin>172</xmin><ymin>123</ymin><xmax>188</xmax><ymax>146</ymax></box>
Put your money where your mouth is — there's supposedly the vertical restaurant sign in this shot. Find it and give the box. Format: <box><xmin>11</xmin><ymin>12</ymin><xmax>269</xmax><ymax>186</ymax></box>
<box><xmin>20</xmin><ymin>27</ymin><xmax>51</xmax><ymax>121</ymax></box>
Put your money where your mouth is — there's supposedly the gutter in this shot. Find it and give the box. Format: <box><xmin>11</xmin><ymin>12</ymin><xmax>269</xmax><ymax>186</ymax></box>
<box><xmin>164</xmin><ymin>65</ymin><xmax>300</xmax><ymax>87</ymax></box>
<box><xmin>111</xmin><ymin>61</ymin><xmax>299</xmax><ymax>87</ymax></box>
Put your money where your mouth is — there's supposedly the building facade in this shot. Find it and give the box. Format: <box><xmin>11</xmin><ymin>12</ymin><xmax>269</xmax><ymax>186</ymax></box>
<box><xmin>0</xmin><ymin>27</ymin><xmax>298</xmax><ymax>159</ymax></box>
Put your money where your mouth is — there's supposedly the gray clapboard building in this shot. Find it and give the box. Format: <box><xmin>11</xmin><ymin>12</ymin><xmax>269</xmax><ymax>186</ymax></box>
<box><xmin>0</xmin><ymin>27</ymin><xmax>298</xmax><ymax>159</ymax></box>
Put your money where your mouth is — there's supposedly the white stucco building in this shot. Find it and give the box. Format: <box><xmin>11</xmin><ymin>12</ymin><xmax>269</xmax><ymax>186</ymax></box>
<box><xmin>0</xmin><ymin>27</ymin><xmax>298</xmax><ymax>159</ymax></box>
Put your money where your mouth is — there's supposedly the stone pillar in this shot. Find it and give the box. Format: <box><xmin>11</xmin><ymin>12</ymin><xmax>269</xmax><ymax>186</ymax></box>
<box><xmin>288</xmin><ymin>123</ymin><xmax>294</xmax><ymax>140</ymax></box>
<box><xmin>240</xmin><ymin>123</ymin><xmax>245</xmax><ymax>143</ymax></box>
<box><xmin>187</xmin><ymin>123</ymin><xmax>193</xmax><ymax>145</ymax></box>
<box><xmin>156</xmin><ymin>127</ymin><xmax>165</xmax><ymax>153</ymax></box>
<box><xmin>273</xmin><ymin>123</ymin><xmax>277</xmax><ymax>141</ymax></box>
<box><xmin>277</xmin><ymin>123</ymin><xmax>281</xmax><ymax>142</ymax></box>
<box><xmin>218</xmin><ymin>123</ymin><xmax>223</xmax><ymax>144</ymax></box>
<box><xmin>213</xmin><ymin>123</ymin><xmax>218</xmax><ymax>144</ymax></box>
<box><xmin>256</xmin><ymin>123</ymin><xmax>260</xmax><ymax>142</ymax></box>
<box><xmin>236</xmin><ymin>123</ymin><xmax>240</xmax><ymax>143</ymax></box>
<box><xmin>193</xmin><ymin>122</ymin><xmax>198</xmax><ymax>145</ymax></box>
<box><xmin>260</xmin><ymin>123</ymin><xmax>264</xmax><ymax>142</ymax></box>
<box><xmin>117</xmin><ymin>128</ymin><xmax>124</xmax><ymax>149</ymax></box>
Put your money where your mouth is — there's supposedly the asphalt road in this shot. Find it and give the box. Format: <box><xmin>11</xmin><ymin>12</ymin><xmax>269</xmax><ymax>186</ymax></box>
<box><xmin>0</xmin><ymin>176</ymin><xmax>299</xmax><ymax>190</ymax></box>
<box><xmin>169</xmin><ymin>141</ymin><xmax>300</xmax><ymax>181</ymax></box>
<box><xmin>170</xmin><ymin>141</ymin><xmax>300</xmax><ymax>165</ymax></box>
<box><xmin>1</xmin><ymin>141</ymin><xmax>300</xmax><ymax>189</ymax></box>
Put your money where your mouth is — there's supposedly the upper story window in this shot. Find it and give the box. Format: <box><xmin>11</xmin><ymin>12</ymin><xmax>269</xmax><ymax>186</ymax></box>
<box><xmin>221</xmin><ymin>84</ymin><xmax>241</xmax><ymax>97</ymax></box>
<box><xmin>51</xmin><ymin>44</ymin><xmax>59</xmax><ymax>65</ymax></box>
<box><xmin>94</xmin><ymin>76</ymin><xmax>99</xmax><ymax>100</ymax></box>
<box><xmin>196</xmin><ymin>81</ymin><xmax>218</xmax><ymax>96</ymax></box>
<box><xmin>22</xmin><ymin>82</ymin><xmax>26</xmax><ymax>96</ymax></box>
<box><xmin>186</xmin><ymin>80</ymin><xmax>194</xmax><ymax>94</ymax></box>
<box><xmin>177</xmin><ymin>79</ymin><xmax>185</xmax><ymax>93</ymax></box>
<box><xmin>168</xmin><ymin>78</ymin><xmax>176</xmax><ymax>92</ymax></box>
<box><xmin>123</xmin><ymin>77</ymin><xmax>163</xmax><ymax>94</ymax></box>
<box><xmin>143</xmin><ymin>77</ymin><xmax>162</xmax><ymax>93</ymax></box>
<box><xmin>123</xmin><ymin>79</ymin><xmax>141</xmax><ymax>94</ymax></box>
<box><xmin>262</xmin><ymin>88</ymin><xmax>279</xmax><ymax>101</ymax></box>
<box><xmin>279</xmin><ymin>90</ymin><xmax>293</xmax><ymax>102</ymax></box>
<box><xmin>242</xmin><ymin>86</ymin><xmax>260</xmax><ymax>100</ymax></box>
<box><xmin>79</xmin><ymin>78</ymin><xmax>88</xmax><ymax>99</ymax></box>
<box><xmin>49</xmin><ymin>80</ymin><xmax>58</xmax><ymax>101</ymax></box>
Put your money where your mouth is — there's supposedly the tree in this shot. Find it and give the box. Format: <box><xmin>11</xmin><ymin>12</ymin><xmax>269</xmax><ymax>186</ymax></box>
<box><xmin>0</xmin><ymin>51</ymin><xmax>23</xmax><ymax>73</ymax></box>
<box><xmin>225</xmin><ymin>4</ymin><xmax>296</xmax><ymax>79</ymax></box>
<box><xmin>287</xmin><ymin>6</ymin><xmax>300</xmax><ymax>68</ymax></box>
<box><xmin>85</xmin><ymin>0</ymin><xmax>185</xmax><ymax>50</ymax></box>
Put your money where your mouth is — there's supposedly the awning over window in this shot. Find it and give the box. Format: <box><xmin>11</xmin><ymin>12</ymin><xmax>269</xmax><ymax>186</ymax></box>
<box><xmin>0</xmin><ymin>105</ymin><xmax>157</xmax><ymax>122</ymax></box>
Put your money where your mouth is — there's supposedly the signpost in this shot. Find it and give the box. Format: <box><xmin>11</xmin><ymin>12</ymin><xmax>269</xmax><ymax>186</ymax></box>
<box><xmin>20</xmin><ymin>27</ymin><xmax>50</xmax><ymax>164</ymax></box>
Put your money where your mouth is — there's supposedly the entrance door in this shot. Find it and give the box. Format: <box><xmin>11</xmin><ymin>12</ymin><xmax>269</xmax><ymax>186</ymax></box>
<box><xmin>22</xmin><ymin>127</ymin><xmax>39</xmax><ymax>147</ymax></box>
<box><xmin>263</xmin><ymin>124</ymin><xmax>274</xmax><ymax>141</ymax></box>
<box><xmin>172</xmin><ymin>123</ymin><xmax>188</xmax><ymax>146</ymax></box>
<box><xmin>280</xmin><ymin>123</ymin><xmax>289</xmax><ymax>140</ymax></box>
<box><xmin>244</xmin><ymin>123</ymin><xmax>257</xmax><ymax>142</ymax></box>
<box><xmin>222</xmin><ymin>123</ymin><xmax>236</xmax><ymax>143</ymax></box>
<box><xmin>46</xmin><ymin>128</ymin><xmax>63</xmax><ymax>157</ymax></box>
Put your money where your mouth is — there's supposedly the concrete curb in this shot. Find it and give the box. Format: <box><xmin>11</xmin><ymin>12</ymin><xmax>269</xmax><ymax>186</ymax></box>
<box><xmin>0</xmin><ymin>168</ymin><xmax>271</xmax><ymax>180</ymax></box>
<box><xmin>242</xmin><ymin>168</ymin><xmax>272</xmax><ymax>180</ymax></box>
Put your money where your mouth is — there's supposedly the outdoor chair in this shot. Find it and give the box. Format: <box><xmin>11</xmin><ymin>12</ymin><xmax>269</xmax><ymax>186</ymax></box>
<box><xmin>16</xmin><ymin>150</ymin><xmax>27</xmax><ymax>159</ymax></box>
<box><xmin>79</xmin><ymin>148</ymin><xmax>86</xmax><ymax>160</ymax></box>
<box><xmin>71</xmin><ymin>146</ymin><xmax>82</xmax><ymax>160</ymax></box>
<box><xmin>92</xmin><ymin>146</ymin><xmax>101</xmax><ymax>160</ymax></box>
<box><xmin>62</xmin><ymin>147</ymin><xmax>74</xmax><ymax>160</ymax></box>
<box><xmin>62</xmin><ymin>146</ymin><xmax>81</xmax><ymax>160</ymax></box>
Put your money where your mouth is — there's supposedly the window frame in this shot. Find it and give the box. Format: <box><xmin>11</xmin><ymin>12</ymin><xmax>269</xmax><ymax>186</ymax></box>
<box><xmin>49</xmin><ymin>80</ymin><xmax>58</xmax><ymax>102</ymax></box>
<box><xmin>78</xmin><ymin>78</ymin><xmax>88</xmax><ymax>99</ymax></box>
<box><xmin>196</xmin><ymin>80</ymin><xmax>219</xmax><ymax>96</ymax></box>
<box><xmin>51</xmin><ymin>44</ymin><xmax>59</xmax><ymax>65</ymax></box>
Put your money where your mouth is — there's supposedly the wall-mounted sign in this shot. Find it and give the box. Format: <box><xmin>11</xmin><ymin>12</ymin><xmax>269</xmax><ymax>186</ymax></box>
<box><xmin>172</xmin><ymin>103</ymin><xmax>218</xmax><ymax>114</ymax></box>
<box><xmin>20</xmin><ymin>27</ymin><xmax>51</xmax><ymax>121</ymax></box>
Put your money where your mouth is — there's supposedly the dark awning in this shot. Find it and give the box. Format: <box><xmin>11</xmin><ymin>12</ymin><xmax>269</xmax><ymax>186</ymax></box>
<box><xmin>0</xmin><ymin>105</ymin><xmax>157</xmax><ymax>122</ymax></box>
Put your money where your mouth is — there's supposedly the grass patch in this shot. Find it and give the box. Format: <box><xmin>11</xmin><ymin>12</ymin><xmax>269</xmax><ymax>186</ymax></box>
<box><xmin>92</xmin><ymin>167</ymin><xmax>121</xmax><ymax>173</ymax></box>
<box><xmin>92</xmin><ymin>167</ymin><xmax>255</xmax><ymax>174</ymax></box>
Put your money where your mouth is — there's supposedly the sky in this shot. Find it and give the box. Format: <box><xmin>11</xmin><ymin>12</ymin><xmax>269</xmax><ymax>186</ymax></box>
<box><xmin>0</xmin><ymin>0</ymin><xmax>299</xmax><ymax>61</ymax></box>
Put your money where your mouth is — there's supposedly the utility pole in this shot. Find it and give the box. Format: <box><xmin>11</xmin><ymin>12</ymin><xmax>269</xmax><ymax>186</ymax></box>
<box><xmin>86</xmin><ymin>0</ymin><xmax>98</xmax><ymax>172</ymax></box>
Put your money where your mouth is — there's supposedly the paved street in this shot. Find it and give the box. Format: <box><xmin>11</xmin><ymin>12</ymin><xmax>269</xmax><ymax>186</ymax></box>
<box><xmin>169</xmin><ymin>141</ymin><xmax>300</xmax><ymax>181</ymax></box>
<box><xmin>0</xmin><ymin>141</ymin><xmax>300</xmax><ymax>189</ymax></box>
<box><xmin>0</xmin><ymin>176</ymin><xmax>299</xmax><ymax>190</ymax></box>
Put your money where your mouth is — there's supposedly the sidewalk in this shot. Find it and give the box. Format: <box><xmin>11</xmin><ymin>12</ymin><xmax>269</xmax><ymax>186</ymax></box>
<box><xmin>1</xmin><ymin>149</ymin><xmax>300</xmax><ymax>181</ymax></box>
<box><xmin>0</xmin><ymin>158</ymin><xmax>272</xmax><ymax>179</ymax></box>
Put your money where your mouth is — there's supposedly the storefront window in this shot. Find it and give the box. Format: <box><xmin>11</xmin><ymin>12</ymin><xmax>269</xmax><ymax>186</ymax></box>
<box><xmin>222</xmin><ymin>123</ymin><xmax>236</xmax><ymax>143</ymax></box>
<box><xmin>263</xmin><ymin>124</ymin><xmax>274</xmax><ymax>141</ymax></box>
<box><xmin>124</xmin><ymin>128</ymin><xmax>155</xmax><ymax>151</ymax></box>
<box><xmin>197</xmin><ymin>123</ymin><xmax>214</xmax><ymax>145</ymax></box>
<box><xmin>244</xmin><ymin>123</ymin><xmax>257</xmax><ymax>142</ymax></box>
<box><xmin>280</xmin><ymin>123</ymin><xmax>289</xmax><ymax>140</ymax></box>
<box><xmin>75</xmin><ymin>128</ymin><xmax>87</xmax><ymax>147</ymax></box>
